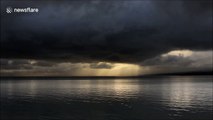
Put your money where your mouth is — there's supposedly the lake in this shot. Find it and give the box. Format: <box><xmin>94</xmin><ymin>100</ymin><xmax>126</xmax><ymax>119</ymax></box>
<box><xmin>0</xmin><ymin>76</ymin><xmax>212</xmax><ymax>120</ymax></box>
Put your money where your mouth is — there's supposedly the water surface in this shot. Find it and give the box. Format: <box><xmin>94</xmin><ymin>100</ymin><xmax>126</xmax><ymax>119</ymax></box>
<box><xmin>1</xmin><ymin>76</ymin><xmax>212</xmax><ymax>120</ymax></box>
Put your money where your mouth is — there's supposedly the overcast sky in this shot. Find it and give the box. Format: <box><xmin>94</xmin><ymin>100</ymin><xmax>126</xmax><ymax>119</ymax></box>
<box><xmin>0</xmin><ymin>0</ymin><xmax>212</xmax><ymax>76</ymax></box>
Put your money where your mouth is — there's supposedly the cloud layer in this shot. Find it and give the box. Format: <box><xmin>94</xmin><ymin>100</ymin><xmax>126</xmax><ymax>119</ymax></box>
<box><xmin>1</xmin><ymin>0</ymin><xmax>212</xmax><ymax>64</ymax></box>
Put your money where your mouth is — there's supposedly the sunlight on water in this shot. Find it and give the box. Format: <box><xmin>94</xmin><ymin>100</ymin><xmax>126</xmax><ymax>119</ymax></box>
<box><xmin>1</xmin><ymin>76</ymin><xmax>212</xmax><ymax>120</ymax></box>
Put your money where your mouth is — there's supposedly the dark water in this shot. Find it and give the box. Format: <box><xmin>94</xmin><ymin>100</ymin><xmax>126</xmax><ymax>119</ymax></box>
<box><xmin>1</xmin><ymin>76</ymin><xmax>212</xmax><ymax>120</ymax></box>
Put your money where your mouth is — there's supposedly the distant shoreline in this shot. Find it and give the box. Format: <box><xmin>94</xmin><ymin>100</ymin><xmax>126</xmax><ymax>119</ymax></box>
<box><xmin>1</xmin><ymin>71</ymin><xmax>212</xmax><ymax>80</ymax></box>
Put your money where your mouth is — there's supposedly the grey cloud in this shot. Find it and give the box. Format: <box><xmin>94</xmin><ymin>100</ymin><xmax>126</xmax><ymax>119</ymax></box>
<box><xmin>90</xmin><ymin>62</ymin><xmax>114</xmax><ymax>69</ymax></box>
<box><xmin>0</xmin><ymin>59</ymin><xmax>113</xmax><ymax>76</ymax></box>
<box><xmin>0</xmin><ymin>59</ymin><xmax>56</xmax><ymax>70</ymax></box>
<box><xmin>0</xmin><ymin>59</ymin><xmax>33</xmax><ymax>70</ymax></box>
<box><xmin>0</xmin><ymin>0</ymin><xmax>212</xmax><ymax>64</ymax></box>
<box><xmin>141</xmin><ymin>51</ymin><xmax>213</xmax><ymax>71</ymax></box>
<box><xmin>142</xmin><ymin>55</ymin><xmax>193</xmax><ymax>67</ymax></box>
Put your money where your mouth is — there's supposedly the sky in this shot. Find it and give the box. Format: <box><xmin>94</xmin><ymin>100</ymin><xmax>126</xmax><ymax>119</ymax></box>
<box><xmin>0</xmin><ymin>0</ymin><xmax>212</xmax><ymax>76</ymax></box>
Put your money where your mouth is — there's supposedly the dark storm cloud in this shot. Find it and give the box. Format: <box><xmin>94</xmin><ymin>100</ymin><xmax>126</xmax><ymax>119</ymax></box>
<box><xmin>0</xmin><ymin>59</ymin><xmax>33</xmax><ymax>70</ymax></box>
<box><xmin>0</xmin><ymin>59</ymin><xmax>57</xmax><ymax>70</ymax></box>
<box><xmin>1</xmin><ymin>0</ymin><xmax>212</xmax><ymax>63</ymax></box>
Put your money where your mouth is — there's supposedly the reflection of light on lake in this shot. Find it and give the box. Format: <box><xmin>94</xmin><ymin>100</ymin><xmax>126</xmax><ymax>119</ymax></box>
<box><xmin>27</xmin><ymin>80</ymin><xmax>38</xmax><ymax>97</ymax></box>
<box><xmin>1</xmin><ymin>80</ymin><xmax>39</xmax><ymax>98</ymax></box>
<box><xmin>112</xmin><ymin>80</ymin><xmax>140</xmax><ymax>99</ymax></box>
<box><xmin>168</xmin><ymin>82</ymin><xmax>194</xmax><ymax>109</ymax></box>
<box><xmin>160</xmin><ymin>77</ymin><xmax>212</xmax><ymax>111</ymax></box>
<box><xmin>1</xmin><ymin>77</ymin><xmax>211</xmax><ymax>110</ymax></box>
<box><xmin>62</xmin><ymin>79</ymin><xmax>141</xmax><ymax>100</ymax></box>
<box><xmin>2</xmin><ymin>79</ymin><xmax>141</xmax><ymax>101</ymax></box>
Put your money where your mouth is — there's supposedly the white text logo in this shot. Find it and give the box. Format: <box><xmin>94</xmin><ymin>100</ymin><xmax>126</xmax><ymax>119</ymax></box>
<box><xmin>6</xmin><ymin>7</ymin><xmax>39</xmax><ymax>14</ymax></box>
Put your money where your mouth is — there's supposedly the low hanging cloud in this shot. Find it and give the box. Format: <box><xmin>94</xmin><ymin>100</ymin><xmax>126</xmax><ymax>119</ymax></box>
<box><xmin>142</xmin><ymin>50</ymin><xmax>212</xmax><ymax>67</ymax></box>
<box><xmin>0</xmin><ymin>59</ymin><xmax>140</xmax><ymax>76</ymax></box>
<box><xmin>90</xmin><ymin>62</ymin><xmax>114</xmax><ymax>69</ymax></box>
<box><xmin>139</xmin><ymin>50</ymin><xmax>213</xmax><ymax>74</ymax></box>
<box><xmin>1</xmin><ymin>50</ymin><xmax>212</xmax><ymax>76</ymax></box>
<box><xmin>1</xmin><ymin>0</ymin><xmax>212</xmax><ymax>64</ymax></box>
